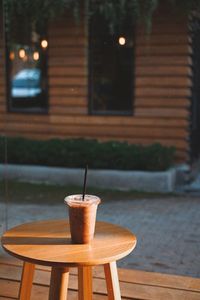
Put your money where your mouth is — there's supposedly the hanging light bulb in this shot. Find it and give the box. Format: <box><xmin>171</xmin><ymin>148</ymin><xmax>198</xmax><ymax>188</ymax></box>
<box><xmin>33</xmin><ymin>51</ymin><xmax>39</xmax><ymax>60</ymax></box>
<box><xmin>41</xmin><ymin>39</ymin><xmax>48</xmax><ymax>49</ymax></box>
<box><xmin>9</xmin><ymin>52</ymin><xmax>15</xmax><ymax>60</ymax></box>
<box><xmin>19</xmin><ymin>49</ymin><xmax>26</xmax><ymax>58</ymax></box>
<box><xmin>118</xmin><ymin>36</ymin><xmax>126</xmax><ymax>45</ymax></box>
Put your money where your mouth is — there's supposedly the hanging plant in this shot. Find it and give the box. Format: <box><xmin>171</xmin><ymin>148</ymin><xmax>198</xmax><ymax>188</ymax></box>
<box><xmin>89</xmin><ymin>0</ymin><xmax>159</xmax><ymax>33</ymax></box>
<box><xmin>170</xmin><ymin>0</ymin><xmax>200</xmax><ymax>15</ymax></box>
<box><xmin>92</xmin><ymin>0</ymin><xmax>200</xmax><ymax>33</ymax></box>
<box><xmin>2</xmin><ymin>0</ymin><xmax>80</xmax><ymax>43</ymax></box>
<box><xmin>1</xmin><ymin>0</ymin><xmax>200</xmax><ymax>38</ymax></box>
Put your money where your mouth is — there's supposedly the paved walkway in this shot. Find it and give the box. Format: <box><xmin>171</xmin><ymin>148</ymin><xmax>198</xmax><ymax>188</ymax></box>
<box><xmin>1</xmin><ymin>194</ymin><xmax>200</xmax><ymax>278</ymax></box>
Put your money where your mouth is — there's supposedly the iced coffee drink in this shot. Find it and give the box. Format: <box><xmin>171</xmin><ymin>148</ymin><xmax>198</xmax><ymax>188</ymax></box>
<box><xmin>64</xmin><ymin>194</ymin><xmax>101</xmax><ymax>244</ymax></box>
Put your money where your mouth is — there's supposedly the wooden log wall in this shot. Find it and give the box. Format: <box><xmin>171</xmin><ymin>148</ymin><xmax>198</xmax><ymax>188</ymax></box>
<box><xmin>134</xmin><ymin>13</ymin><xmax>191</xmax><ymax>161</ymax></box>
<box><xmin>0</xmin><ymin>9</ymin><xmax>191</xmax><ymax>162</ymax></box>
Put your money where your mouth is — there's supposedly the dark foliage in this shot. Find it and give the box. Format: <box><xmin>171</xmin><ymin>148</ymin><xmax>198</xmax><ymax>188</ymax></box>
<box><xmin>0</xmin><ymin>136</ymin><xmax>175</xmax><ymax>171</ymax></box>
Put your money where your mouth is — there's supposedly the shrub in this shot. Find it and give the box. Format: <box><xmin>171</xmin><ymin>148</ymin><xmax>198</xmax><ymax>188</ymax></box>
<box><xmin>0</xmin><ymin>136</ymin><xmax>175</xmax><ymax>171</ymax></box>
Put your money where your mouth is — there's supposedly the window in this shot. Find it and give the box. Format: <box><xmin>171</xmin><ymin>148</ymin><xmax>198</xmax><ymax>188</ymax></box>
<box><xmin>89</xmin><ymin>9</ymin><xmax>135</xmax><ymax>115</ymax></box>
<box><xmin>5</xmin><ymin>17</ymin><xmax>48</xmax><ymax>113</ymax></box>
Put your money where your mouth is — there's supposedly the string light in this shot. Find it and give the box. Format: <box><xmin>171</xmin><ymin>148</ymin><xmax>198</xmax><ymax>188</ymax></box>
<box><xmin>9</xmin><ymin>52</ymin><xmax>15</xmax><ymax>60</ymax></box>
<box><xmin>33</xmin><ymin>51</ymin><xmax>39</xmax><ymax>60</ymax></box>
<box><xmin>19</xmin><ymin>49</ymin><xmax>26</xmax><ymax>58</ymax></box>
<box><xmin>118</xmin><ymin>37</ymin><xmax>126</xmax><ymax>45</ymax></box>
<box><xmin>41</xmin><ymin>39</ymin><xmax>48</xmax><ymax>48</ymax></box>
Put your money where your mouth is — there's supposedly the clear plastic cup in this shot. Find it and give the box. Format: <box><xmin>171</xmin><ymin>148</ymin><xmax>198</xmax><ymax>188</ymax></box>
<box><xmin>64</xmin><ymin>194</ymin><xmax>101</xmax><ymax>244</ymax></box>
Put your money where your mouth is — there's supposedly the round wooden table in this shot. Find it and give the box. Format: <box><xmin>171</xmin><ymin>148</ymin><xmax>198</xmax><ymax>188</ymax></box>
<box><xmin>1</xmin><ymin>219</ymin><xmax>137</xmax><ymax>300</ymax></box>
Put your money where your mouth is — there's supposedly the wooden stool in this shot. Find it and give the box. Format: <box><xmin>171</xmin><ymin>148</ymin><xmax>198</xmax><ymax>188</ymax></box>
<box><xmin>1</xmin><ymin>219</ymin><xmax>137</xmax><ymax>300</ymax></box>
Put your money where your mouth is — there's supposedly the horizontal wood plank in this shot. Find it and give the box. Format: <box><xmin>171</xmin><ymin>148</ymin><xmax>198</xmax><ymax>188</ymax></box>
<box><xmin>135</xmin><ymin>108</ymin><xmax>189</xmax><ymax>118</ymax></box>
<box><xmin>49</xmin><ymin>86</ymin><xmax>87</xmax><ymax>96</ymax></box>
<box><xmin>0</xmin><ymin>104</ymin><xmax>6</xmax><ymax>113</ymax></box>
<box><xmin>49</xmin><ymin>115</ymin><xmax>189</xmax><ymax>128</ymax></box>
<box><xmin>48</xmin><ymin>26</ymin><xmax>85</xmax><ymax>36</ymax></box>
<box><xmin>135</xmin><ymin>77</ymin><xmax>192</xmax><ymax>88</ymax></box>
<box><xmin>49</xmin><ymin>25</ymin><xmax>85</xmax><ymax>37</ymax></box>
<box><xmin>49</xmin><ymin>47</ymin><xmax>85</xmax><ymax>57</ymax></box>
<box><xmin>0</xmin><ymin>95</ymin><xmax>6</xmax><ymax>102</ymax></box>
<box><xmin>137</xmin><ymin>23</ymin><xmax>188</xmax><ymax>35</ymax></box>
<box><xmin>135</xmin><ymin>66</ymin><xmax>191</xmax><ymax>76</ymax></box>
<box><xmin>49</xmin><ymin>77</ymin><xmax>87</xmax><ymax>86</ymax></box>
<box><xmin>136</xmin><ymin>45</ymin><xmax>190</xmax><ymax>56</ymax></box>
<box><xmin>136</xmin><ymin>56</ymin><xmax>191</xmax><ymax>66</ymax></box>
<box><xmin>49</xmin><ymin>57</ymin><xmax>86</xmax><ymax>67</ymax></box>
<box><xmin>0</xmin><ymin>114</ymin><xmax>189</xmax><ymax>129</ymax></box>
<box><xmin>135</xmin><ymin>87</ymin><xmax>191</xmax><ymax>98</ymax></box>
<box><xmin>49</xmin><ymin>106</ymin><xmax>87</xmax><ymax>115</ymax></box>
<box><xmin>135</xmin><ymin>98</ymin><xmax>190</xmax><ymax>108</ymax></box>
<box><xmin>0</xmin><ymin>257</ymin><xmax>200</xmax><ymax>300</ymax></box>
<box><xmin>136</xmin><ymin>34</ymin><xmax>189</xmax><ymax>45</ymax></box>
<box><xmin>0</xmin><ymin>121</ymin><xmax>188</xmax><ymax>139</ymax></box>
<box><xmin>49</xmin><ymin>36</ymin><xmax>86</xmax><ymax>47</ymax></box>
<box><xmin>48</xmin><ymin>66</ymin><xmax>86</xmax><ymax>77</ymax></box>
<box><xmin>49</xmin><ymin>97</ymin><xmax>87</xmax><ymax>106</ymax></box>
<box><xmin>0</xmin><ymin>79</ymin><xmax>6</xmax><ymax>86</ymax></box>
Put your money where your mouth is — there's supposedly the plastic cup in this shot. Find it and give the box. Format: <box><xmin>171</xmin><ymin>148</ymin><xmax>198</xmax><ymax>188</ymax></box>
<box><xmin>64</xmin><ymin>194</ymin><xmax>101</xmax><ymax>244</ymax></box>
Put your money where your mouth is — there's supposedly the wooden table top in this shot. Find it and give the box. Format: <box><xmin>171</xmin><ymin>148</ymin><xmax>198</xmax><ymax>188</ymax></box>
<box><xmin>1</xmin><ymin>219</ymin><xmax>137</xmax><ymax>267</ymax></box>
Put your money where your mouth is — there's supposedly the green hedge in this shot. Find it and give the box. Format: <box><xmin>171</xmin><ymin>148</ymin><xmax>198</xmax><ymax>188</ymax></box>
<box><xmin>0</xmin><ymin>136</ymin><xmax>175</xmax><ymax>171</ymax></box>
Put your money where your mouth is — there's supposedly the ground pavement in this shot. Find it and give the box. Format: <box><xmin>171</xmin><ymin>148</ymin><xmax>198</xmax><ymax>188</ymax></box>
<box><xmin>0</xmin><ymin>192</ymin><xmax>200</xmax><ymax>278</ymax></box>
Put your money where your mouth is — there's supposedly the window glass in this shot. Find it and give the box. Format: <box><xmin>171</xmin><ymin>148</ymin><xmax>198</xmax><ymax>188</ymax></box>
<box><xmin>89</xmin><ymin>8</ymin><xmax>135</xmax><ymax>115</ymax></box>
<box><xmin>6</xmin><ymin>18</ymin><xmax>48</xmax><ymax>112</ymax></box>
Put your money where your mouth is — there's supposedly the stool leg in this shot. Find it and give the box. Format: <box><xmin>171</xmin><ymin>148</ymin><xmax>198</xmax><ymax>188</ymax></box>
<box><xmin>78</xmin><ymin>266</ymin><xmax>93</xmax><ymax>300</ymax></box>
<box><xmin>104</xmin><ymin>262</ymin><xmax>121</xmax><ymax>300</ymax></box>
<box><xmin>18</xmin><ymin>262</ymin><xmax>35</xmax><ymax>300</ymax></box>
<box><xmin>49</xmin><ymin>267</ymin><xmax>69</xmax><ymax>300</ymax></box>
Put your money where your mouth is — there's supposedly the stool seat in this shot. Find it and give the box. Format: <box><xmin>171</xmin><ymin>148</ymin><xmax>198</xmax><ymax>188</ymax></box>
<box><xmin>1</xmin><ymin>219</ymin><xmax>137</xmax><ymax>300</ymax></box>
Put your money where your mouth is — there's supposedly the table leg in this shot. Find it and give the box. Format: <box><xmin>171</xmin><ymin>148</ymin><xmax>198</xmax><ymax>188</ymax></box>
<box><xmin>78</xmin><ymin>266</ymin><xmax>93</xmax><ymax>300</ymax></box>
<box><xmin>18</xmin><ymin>262</ymin><xmax>35</xmax><ymax>300</ymax></box>
<box><xmin>49</xmin><ymin>267</ymin><xmax>69</xmax><ymax>300</ymax></box>
<box><xmin>104</xmin><ymin>262</ymin><xmax>121</xmax><ymax>300</ymax></box>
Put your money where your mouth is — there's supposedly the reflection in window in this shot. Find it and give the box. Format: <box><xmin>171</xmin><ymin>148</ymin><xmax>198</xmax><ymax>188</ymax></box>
<box><xmin>89</xmin><ymin>8</ymin><xmax>135</xmax><ymax>115</ymax></box>
<box><xmin>6</xmin><ymin>20</ymin><xmax>48</xmax><ymax>112</ymax></box>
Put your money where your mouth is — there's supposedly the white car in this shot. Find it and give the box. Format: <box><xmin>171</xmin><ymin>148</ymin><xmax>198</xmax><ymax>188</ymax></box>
<box><xmin>12</xmin><ymin>68</ymin><xmax>41</xmax><ymax>98</ymax></box>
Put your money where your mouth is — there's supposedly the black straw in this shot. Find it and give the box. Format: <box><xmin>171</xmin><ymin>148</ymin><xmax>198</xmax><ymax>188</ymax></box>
<box><xmin>82</xmin><ymin>165</ymin><xmax>88</xmax><ymax>201</ymax></box>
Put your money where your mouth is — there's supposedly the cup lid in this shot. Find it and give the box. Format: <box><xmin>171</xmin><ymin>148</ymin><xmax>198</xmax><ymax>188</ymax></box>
<box><xmin>64</xmin><ymin>194</ymin><xmax>101</xmax><ymax>206</ymax></box>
